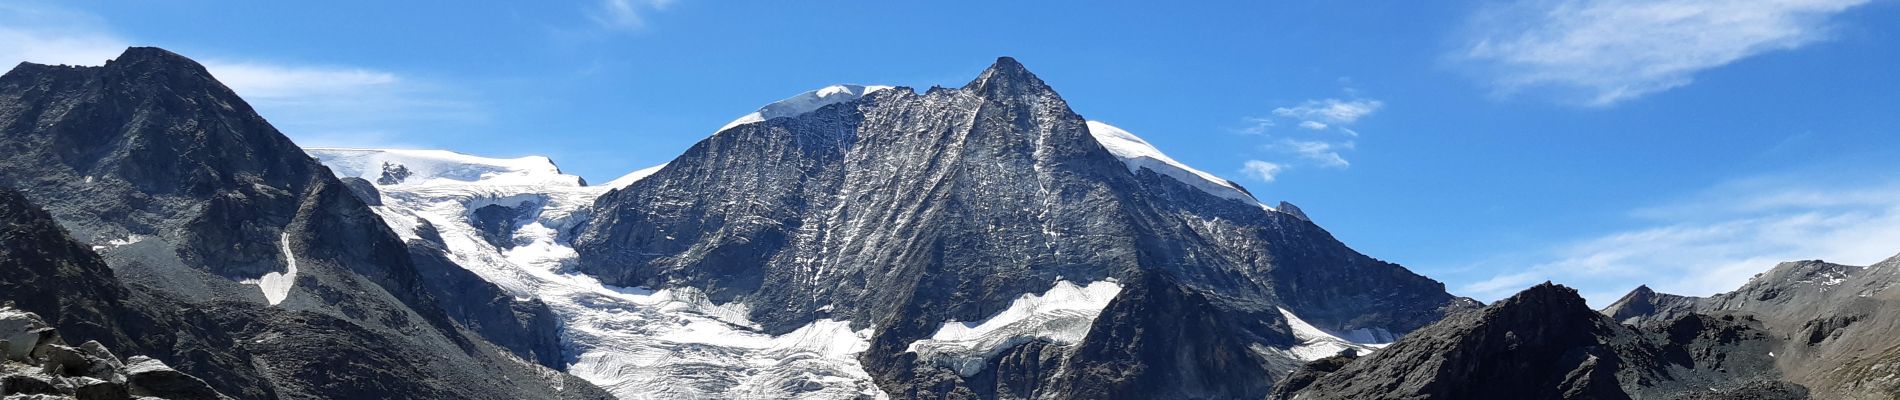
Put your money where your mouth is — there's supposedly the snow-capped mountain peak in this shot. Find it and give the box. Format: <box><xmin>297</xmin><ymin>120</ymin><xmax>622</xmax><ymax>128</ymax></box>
<box><xmin>717</xmin><ymin>84</ymin><xmax>896</xmax><ymax>132</ymax></box>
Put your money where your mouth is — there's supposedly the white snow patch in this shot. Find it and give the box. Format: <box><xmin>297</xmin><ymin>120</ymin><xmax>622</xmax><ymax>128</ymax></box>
<box><xmin>717</xmin><ymin>84</ymin><xmax>895</xmax><ymax>133</ymax></box>
<box><xmin>600</xmin><ymin>163</ymin><xmax>667</xmax><ymax>190</ymax></box>
<box><xmin>106</xmin><ymin>235</ymin><xmax>144</xmax><ymax>247</ymax></box>
<box><xmin>240</xmin><ymin>233</ymin><xmax>300</xmax><ymax>306</ymax></box>
<box><xmin>1085</xmin><ymin>121</ymin><xmax>1267</xmax><ymax>208</ymax></box>
<box><xmin>1277</xmin><ymin>308</ymin><xmax>1387</xmax><ymax>361</ymax></box>
<box><xmin>92</xmin><ymin>235</ymin><xmax>145</xmax><ymax>251</ymax></box>
<box><xmin>906</xmin><ymin>280</ymin><xmax>1122</xmax><ymax>377</ymax></box>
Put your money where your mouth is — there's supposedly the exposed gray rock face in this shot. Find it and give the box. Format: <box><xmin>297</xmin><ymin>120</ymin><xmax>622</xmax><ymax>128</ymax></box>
<box><xmin>336</xmin><ymin>177</ymin><xmax>381</xmax><ymax>206</ymax></box>
<box><xmin>404</xmin><ymin>237</ymin><xmax>568</xmax><ymax>368</ymax></box>
<box><xmin>1605</xmin><ymin>255</ymin><xmax>1900</xmax><ymax>399</ymax></box>
<box><xmin>1277</xmin><ymin>283</ymin><xmax>1795</xmax><ymax>400</ymax></box>
<box><xmin>576</xmin><ymin>57</ymin><xmax>1476</xmax><ymax>396</ymax></box>
<box><xmin>1276</xmin><ymin>201</ymin><xmax>1311</xmax><ymax>222</ymax></box>
<box><xmin>0</xmin><ymin>48</ymin><xmax>608</xmax><ymax>399</ymax></box>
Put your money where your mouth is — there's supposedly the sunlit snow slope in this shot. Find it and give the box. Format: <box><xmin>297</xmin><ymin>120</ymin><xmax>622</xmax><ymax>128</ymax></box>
<box><xmin>1085</xmin><ymin>121</ymin><xmax>1266</xmax><ymax>207</ymax></box>
<box><xmin>307</xmin><ymin>148</ymin><xmax>886</xmax><ymax>400</ymax></box>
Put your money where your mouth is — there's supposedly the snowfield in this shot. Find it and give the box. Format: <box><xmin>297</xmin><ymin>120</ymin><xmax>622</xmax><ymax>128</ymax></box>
<box><xmin>308</xmin><ymin>148</ymin><xmax>886</xmax><ymax>400</ymax></box>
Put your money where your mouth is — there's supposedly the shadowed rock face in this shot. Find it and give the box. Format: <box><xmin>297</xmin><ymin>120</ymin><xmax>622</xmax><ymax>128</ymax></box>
<box><xmin>0</xmin><ymin>48</ymin><xmax>608</xmax><ymax>399</ymax></box>
<box><xmin>576</xmin><ymin>56</ymin><xmax>1477</xmax><ymax>396</ymax></box>
<box><xmin>1276</xmin><ymin>283</ymin><xmax>1796</xmax><ymax>400</ymax></box>
<box><xmin>1605</xmin><ymin>256</ymin><xmax>1900</xmax><ymax>399</ymax></box>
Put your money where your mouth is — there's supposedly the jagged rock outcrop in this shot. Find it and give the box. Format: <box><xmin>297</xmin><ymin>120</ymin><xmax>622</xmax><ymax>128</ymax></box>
<box><xmin>2</xmin><ymin>306</ymin><xmax>230</xmax><ymax>399</ymax></box>
<box><xmin>0</xmin><ymin>47</ymin><xmax>608</xmax><ymax>399</ymax></box>
<box><xmin>1277</xmin><ymin>283</ymin><xmax>1795</xmax><ymax>400</ymax></box>
<box><xmin>1605</xmin><ymin>255</ymin><xmax>1900</xmax><ymax>399</ymax></box>
<box><xmin>576</xmin><ymin>56</ymin><xmax>1477</xmax><ymax>397</ymax></box>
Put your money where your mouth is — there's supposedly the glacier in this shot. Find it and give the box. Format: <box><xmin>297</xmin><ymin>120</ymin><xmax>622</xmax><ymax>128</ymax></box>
<box><xmin>307</xmin><ymin>148</ymin><xmax>886</xmax><ymax>400</ymax></box>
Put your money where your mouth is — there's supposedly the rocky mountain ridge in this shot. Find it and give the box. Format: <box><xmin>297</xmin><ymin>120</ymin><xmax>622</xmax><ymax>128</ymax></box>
<box><xmin>6</xmin><ymin>46</ymin><xmax>1888</xmax><ymax>400</ymax></box>
<box><xmin>0</xmin><ymin>47</ymin><xmax>608</xmax><ymax>399</ymax></box>
<box><xmin>1601</xmin><ymin>255</ymin><xmax>1900</xmax><ymax>399</ymax></box>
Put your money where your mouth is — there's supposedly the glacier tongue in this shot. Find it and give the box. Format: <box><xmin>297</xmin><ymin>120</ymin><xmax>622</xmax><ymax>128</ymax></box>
<box><xmin>308</xmin><ymin>148</ymin><xmax>886</xmax><ymax>400</ymax></box>
<box><xmin>906</xmin><ymin>280</ymin><xmax>1123</xmax><ymax>377</ymax></box>
<box><xmin>1275</xmin><ymin>307</ymin><xmax>1388</xmax><ymax>361</ymax></box>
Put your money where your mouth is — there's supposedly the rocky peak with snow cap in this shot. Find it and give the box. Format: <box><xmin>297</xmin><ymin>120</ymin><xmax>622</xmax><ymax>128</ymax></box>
<box><xmin>575</xmin><ymin>56</ymin><xmax>1475</xmax><ymax>397</ymax></box>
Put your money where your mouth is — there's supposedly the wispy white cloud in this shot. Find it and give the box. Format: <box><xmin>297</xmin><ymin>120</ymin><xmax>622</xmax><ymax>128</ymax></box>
<box><xmin>1277</xmin><ymin>139</ymin><xmax>1352</xmax><ymax>168</ymax></box>
<box><xmin>1236</xmin><ymin>116</ymin><xmax>1275</xmax><ymax>135</ymax></box>
<box><xmin>0</xmin><ymin>3</ymin><xmax>477</xmax><ymax>148</ymax></box>
<box><xmin>1237</xmin><ymin>91</ymin><xmax>1379</xmax><ymax>176</ymax></box>
<box><xmin>0</xmin><ymin>3</ymin><xmax>124</xmax><ymax>67</ymax></box>
<box><xmin>1273</xmin><ymin>98</ymin><xmax>1383</xmax><ymax>125</ymax></box>
<box><xmin>1456</xmin><ymin>175</ymin><xmax>1900</xmax><ymax>306</ymax></box>
<box><xmin>590</xmin><ymin>0</ymin><xmax>678</xmax><ymax>30</ymax></box>
<box><xmin>1458</xmin><ymin>0</ymin><xmax>1872</xmax><ymax>106</ymax></box>
<box><xmin>1240</xmin><ymin>160</ymin><xmax>1285</xmax><ymax>182</ymax></box>
<box><xmin>201</xmin><ymin>61</ymin><xmax>483</xmax><ymax>147</ymax></box>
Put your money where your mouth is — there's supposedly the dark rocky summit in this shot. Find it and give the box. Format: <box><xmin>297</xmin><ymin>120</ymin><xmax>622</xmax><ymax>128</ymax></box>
<box><xmin>1275</xmin><ymin>282</ymin><xmax>1795</xmax><ymax>400</ymax></box>
<box><xmin>0</xmin><ymin>48</ymin><xmax>607</xmax><ymax>399</ymax></box>
<box><xmin>576</xmin><ymin>56</ymin><xmax>1477</xmax><ymax>397</ymax></box>
<box><xmin>1602</xmin><ymin>285</ymin><xmax>1698</xmax><ymax>325</ymax></box>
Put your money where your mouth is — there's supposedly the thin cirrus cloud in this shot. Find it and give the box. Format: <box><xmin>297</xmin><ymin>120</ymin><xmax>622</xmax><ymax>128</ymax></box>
<box><xmin>1233</xmin><ymin>95</ymin><xmax>1379</xmax><ymax>181</ymax></box>
<box><xmin>1272</xmin><ymin>98</ymin><xmax>1384</xmax><ymax>126</ymax></box>
<box><xmin>591</xmin><ymin>0</ymin><xmax>679</xmax><ymax>30</ymax></box>
<box><xmin>0</xmin><ymin>3</ymin><xmax>477</xmax><ymax>148</ymax></box>
<box><xmin>1454</xmin><ymin>174</ymin><xmax>1900</xmax><ymax>306</ymax></box>
<box><xmin>1457</xmin><ymin>0</ymin><xmax>1872</xmax><ymax>106</ymax></box>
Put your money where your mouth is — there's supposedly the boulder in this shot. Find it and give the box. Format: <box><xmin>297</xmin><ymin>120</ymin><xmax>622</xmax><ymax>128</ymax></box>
<box><xmin>79</xmin><ymin>340</ymin><xmax>125</xmax><ymax>370</ymax></box>
<box><xmin>1</xmin><ymin>308</ymin><xmax>59</xmax><ymax>362</ymax></box>
<box><xmin>40</xmin><ymin>343</ymin><xmax>122</xmax><ymax>382</ymax></box>
<box><xmin>2</xmin><ymin>372</ymin><xmax>62</xmax><ymax>395</ymax></box>
<box><xmin>73</xmin><ymin>376</ymin><xmax>132</xmax><ymax>400</ymax></box>
<box><xmin>125</xmin><ymin>356</ymin><xmax>226</xmax><ymax>400</ymax></box>
<box><xmin>40</xmin><ymin>343</ymin><xmax>94</xmax><ymax>376</ymax></box>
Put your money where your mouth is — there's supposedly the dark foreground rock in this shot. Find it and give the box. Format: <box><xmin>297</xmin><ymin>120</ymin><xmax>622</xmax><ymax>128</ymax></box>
<box><xmin>1276</xmin><ymin>283</ymin><xmax>1800</xmax><ymax>400</ymax></box>
<box><xmin>2</xmin><ymin>306</ymin><xmax>230</xmax><ymax>399</ymax></box>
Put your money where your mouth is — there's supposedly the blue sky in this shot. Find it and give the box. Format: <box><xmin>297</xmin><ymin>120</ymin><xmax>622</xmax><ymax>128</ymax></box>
<box><xmin>5</xmin><ymin>0</ymin><xmax>1899</xmax><ymax>306</ymax></box>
